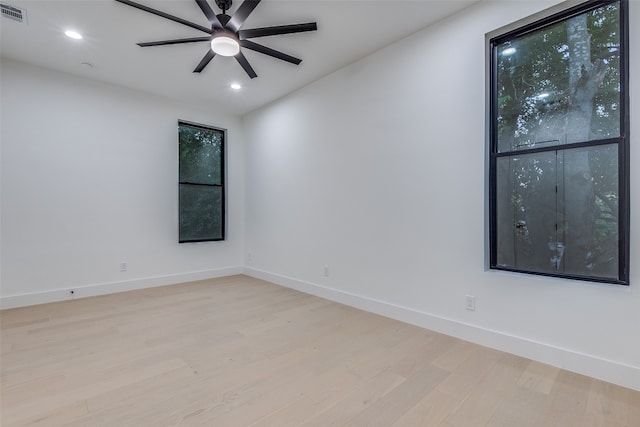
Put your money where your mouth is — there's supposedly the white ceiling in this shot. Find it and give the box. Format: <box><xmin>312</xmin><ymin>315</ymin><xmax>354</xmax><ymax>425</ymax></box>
<box><xmin>1</xmin><ymin>0</ymin><xmax>480</xmax><ymax>115</ymax></box>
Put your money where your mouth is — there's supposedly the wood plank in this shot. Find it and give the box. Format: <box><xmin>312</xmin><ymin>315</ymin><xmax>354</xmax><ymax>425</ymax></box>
<box><xmin>535</xmin><ymin>370</ymin><xmax>592</xmax><ymax>427</ymax></box>
<box><xmin>391</xmin><ymin>389</ymin><xmax>461</xmax><ymax>427</ymax></box>
<box><xmin>300</xmin><ymin>372</ymin><xmax>408</xmax><ymax>427</ymax></box>
<box><xmin>444</xmin><ymin>354</ymin><xmax>529</xmax><ymax>427</ymax></box>
<box><xmin>435</xmin><ymin>343</ymin><xmax>504</xmax><ymax>401</ymax></box>
<box><xmin>517</xmin><ymin>360</ymin><xmax>560</xmax><ymax>395</ymax></box>
<box><xmin>343</xmin><ymin>364</ymin><xmax>449</xmax><ymax>427</ymax></box>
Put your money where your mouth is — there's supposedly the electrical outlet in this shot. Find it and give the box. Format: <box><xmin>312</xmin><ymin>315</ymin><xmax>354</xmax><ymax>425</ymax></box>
<box><xmin>247</xmin><ymin>252</ymin><xmax>252</xmax><ymax>263</ymax></box>
<box><xmin>465</xmin><ymin>295</ymin><xmax>476</xmax><ymax>311</ymax></box>
<box><xmin>323</xmin><ymin>266</ymin><xmax>329</xmax><ymax>277</ymax></box>
<box><xmin>120</xmin><ymin>262</ymin><xmax>128</xmax><ymax>272</ymax></box>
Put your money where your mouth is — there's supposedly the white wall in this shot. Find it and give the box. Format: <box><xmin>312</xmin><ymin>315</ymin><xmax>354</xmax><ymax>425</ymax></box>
<box><xmin>243</xmin><ymin>1</ymin><xmax>640</xmax><ymax>390</ymax></box>
<box><xmin>1</xmin><ymin>59</ymin><xmax>245</xmax><ymax>308</ymax></box>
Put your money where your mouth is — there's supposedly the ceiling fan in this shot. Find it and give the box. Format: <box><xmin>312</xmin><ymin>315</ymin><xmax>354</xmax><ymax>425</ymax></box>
<box><xmin>115</xmin><ymin>0</ymin><xmax>318</xmax><ymax>79</ymax></box>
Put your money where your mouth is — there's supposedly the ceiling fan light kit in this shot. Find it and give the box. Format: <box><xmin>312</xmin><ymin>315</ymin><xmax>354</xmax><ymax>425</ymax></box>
<box><xmin>115</xmin><ymin>0</ymin><xmax>318</xmax><ymax>79</ymax></box>
<box><xmin>211</xmin><ymin>32</ymin><xmax>240</xmax><ymax>56</ymax></box>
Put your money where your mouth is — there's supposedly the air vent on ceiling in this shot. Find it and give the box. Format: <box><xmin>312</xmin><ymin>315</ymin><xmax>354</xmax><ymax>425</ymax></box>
<box><xmin>0</xmin><ymin>3</ymin><xmax>26</xmax><ymax>23</ymax></box>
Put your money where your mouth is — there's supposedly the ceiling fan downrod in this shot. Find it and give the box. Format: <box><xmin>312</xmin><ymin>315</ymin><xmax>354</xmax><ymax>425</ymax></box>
<box><xmin>215</xmin><ymin>0</ymin><xmax>232</xmax><ymax>14</ymax></box>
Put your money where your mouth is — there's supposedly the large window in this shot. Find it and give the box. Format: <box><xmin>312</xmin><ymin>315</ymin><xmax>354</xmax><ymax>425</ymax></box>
<box><xmin>178</xmin><ymin>121</ymin><xmax>225</xmax><ymax>242</ymax></box>
<box><xmin>489</xmin><ymin>0</ymin><xmax>629</xmax><ymax>284</ymax></box>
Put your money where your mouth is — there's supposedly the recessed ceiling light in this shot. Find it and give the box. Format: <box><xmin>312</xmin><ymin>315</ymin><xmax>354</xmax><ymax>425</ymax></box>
<box><xmin>230</xmin><ymin>83</ymin><xmax>242</xmax><ymax>90</ymax></box>
<box><xmin>65</xmin><ymin>30</ymin><xmax>83</xmax><ymax>40</ymax></box>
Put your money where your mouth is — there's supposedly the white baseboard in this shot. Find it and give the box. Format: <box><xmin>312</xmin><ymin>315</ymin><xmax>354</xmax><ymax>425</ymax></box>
<box><xmin>0</xmin><ymin>266</ymin><xmax>244</xmax><ymax>310</ymax></box>
<box><xmin>243</xmin><ymin>267</ymin><xmax>640</xmax><ymax>392</ymax></box>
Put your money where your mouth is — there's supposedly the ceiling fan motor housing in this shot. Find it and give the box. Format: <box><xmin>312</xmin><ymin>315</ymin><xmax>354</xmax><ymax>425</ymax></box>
<box><xmin>217</xmin><ymin>13</ymin><xmax>231</xmax><ymax>27</ymax></box>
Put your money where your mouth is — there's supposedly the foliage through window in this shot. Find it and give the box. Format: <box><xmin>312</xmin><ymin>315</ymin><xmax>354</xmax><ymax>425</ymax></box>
<box><xmin>489</xmin><ymin>0</ymin><xmax>629</xmax><ymax>284</ymax></box>
<box><xmin>179</xmin><ymin>121</ymin><xmax>225</xmax><ymax>242</ymax></box>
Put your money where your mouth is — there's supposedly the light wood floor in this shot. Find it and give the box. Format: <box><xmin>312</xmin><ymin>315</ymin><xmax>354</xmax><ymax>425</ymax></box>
<box><xmin>1</xmin><ymin>275</ymin><xmax>638</xmax><ymax>426</ymax></box>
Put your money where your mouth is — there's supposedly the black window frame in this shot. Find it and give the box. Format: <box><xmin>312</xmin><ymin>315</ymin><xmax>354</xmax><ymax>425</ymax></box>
<box><xmin>488</xmin><ymin>0</ymin><xmax>630</xmax><ymax>285</ymax></box>
<box><xmin>178</xmin><ymin>120</ymin><xmax>226</xmax><ymax>243</ymax></box>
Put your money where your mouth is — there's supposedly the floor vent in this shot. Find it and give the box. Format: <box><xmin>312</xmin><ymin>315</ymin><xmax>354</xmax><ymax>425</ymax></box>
<box><xmin>1</xmin><ymin>3</ymin><xmax>26</xmax><ymax>23</ymax></box>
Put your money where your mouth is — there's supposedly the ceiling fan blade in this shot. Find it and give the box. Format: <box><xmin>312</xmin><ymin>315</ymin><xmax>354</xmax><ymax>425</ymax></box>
<box><xmin>235</xmin><ymin>52</ymin><xmax>258</xmax><ymax>79</ymax></box>
<box><xmin>240</xmin><ymin>40</ymin><xmax>301</xmax><ymax>65</ymax></box>
<box><xmin>115</xmin><ymin>0</ymin><xmax>211</xmax><ymax>34</ymax></box>
<box><xmin>226</xmin><ymin>0</ymin><xmax>261</xmax><ymax>32</ymax></box>
<box><xmin>193</xmin><ymin>50</ymin><xmax>216</xmax><ymax>73</ymax></box>
<box><xmin>138</xmin><ymin>37</ymin><xmax>211</xmax><ymax>47</ymax></box>
<box><xmin>194</xmin><ymin>0</ymin><xmax>223</xmax><ymax>29</ymax></box>
<box><xmin>239</xmin><ymin>23</ymin><xmax>317</xmax><ymax>39</ymax></box>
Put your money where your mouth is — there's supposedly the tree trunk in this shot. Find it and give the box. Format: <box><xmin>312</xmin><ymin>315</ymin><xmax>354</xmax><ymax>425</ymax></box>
<box><xmin>495</xmin><ymin>65</ymin><xmax>519</xmax><ymax>267</ymax></box>
<box><xmin>561</xmin><ymin>14</ymin><xmax>605</xmax><ymax>275</ymax></box>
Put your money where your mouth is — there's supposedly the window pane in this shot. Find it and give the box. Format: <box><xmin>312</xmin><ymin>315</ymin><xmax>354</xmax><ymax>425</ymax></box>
<box><xmin>179</xmin><ymin>184</ymin><xmax>223</xmax><ymax>242</ymax></box>
<box><xmin>496</xmin><ymin>3</ymin><xmax>621</xmax><ymax>152</ymax></box>
<box><xmin>496</xmin><ymin>151</ymin><xmax>560</xmax><ymax>274</ymax></box>
<box><xmin>179</xmin><ymin>125</ymin><xmax>223</xmax><ymax>185</ymax></box>
<box><xmin>495</xmin><ymin>144</ymin><xmax>618</xmax><ymax>279</ymax></box>
<box><xmin>560</xmin><ymin>144</ymin><xmax>618</xmax><ymax>278</ymax></box>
